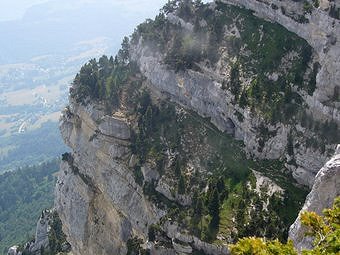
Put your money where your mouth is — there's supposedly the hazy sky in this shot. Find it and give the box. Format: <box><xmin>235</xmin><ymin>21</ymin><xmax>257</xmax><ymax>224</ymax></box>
<box><xmin>0</xmin><ymin>0</ymin><xmax>171</xmax><ymax>63</ymax></box>
<box><xmin>0</xmin><ymin>0</ymin><xmax>168</xmax><ymax>22</ymax></box>
<box><xmin>0</xmin><ymin>0</ymin><xmax>49</xmax><ymax>21</ymax></box>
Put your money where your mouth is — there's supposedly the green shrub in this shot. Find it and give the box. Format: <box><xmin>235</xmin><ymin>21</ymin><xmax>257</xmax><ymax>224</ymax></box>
<box><xmin>127</xmin><ymin>237</ymin><xmax>148</xmax><ymax>255</ymax></box>
<box><xmin>133</xmin><ymin>165</ymin><xmax>144</xmax><ymax>186</ymax></box>
<box><xmin>230</xmin><ymin>197</ymin><xmax>340</xmax><ymax>255</ymax></box>
<box><xmin>303</xmin><ymin>2</ymin><xmax>313</xmax><ymax>14</ymax></box>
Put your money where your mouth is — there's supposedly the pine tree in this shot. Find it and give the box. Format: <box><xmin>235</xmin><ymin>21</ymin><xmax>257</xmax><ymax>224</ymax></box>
<box><xmin>178</xmin><ymin>174</ymin><xmax>186</xmax><ymax>194</ymax></box>
<box><xmin>208</xmin><ymin>188</ymin><xmax>220</xmax><ymax>219</ymax></box>
<box><xmin>118</xmin><ymin>37</ymin><xmax>130</xmax><ymax>65</ymax></box>
<box><xmin>239</xmin><ymin>89</ymin><xmax>247</xmax><ymax>108</ymax></box>
<box><xmin>195</xmin><ymin>197</ymin><xmax>204</xmax><ymax>218</ymax></box>
<box><xmin>174</xmin><ymin>159</ymin><xmax>181</xmax><ymax>176</ymax></box>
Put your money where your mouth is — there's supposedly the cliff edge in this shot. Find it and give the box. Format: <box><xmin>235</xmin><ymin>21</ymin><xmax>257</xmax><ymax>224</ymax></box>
<box><xmin>289</xmin><ymin>145</ymin><xmax>340</xmax><ymax>251</ymax></box>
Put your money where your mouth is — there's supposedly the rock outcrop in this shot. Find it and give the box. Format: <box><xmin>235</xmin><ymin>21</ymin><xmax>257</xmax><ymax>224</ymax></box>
<box><xmin>289</xmin><ymin>145</ymin><xmax>340</xmax><ymax>251</ymax></box>
<box><xmin>9</xmin><ymin>210</ymin><xmax>51</xmax><ymax>255</ymax></box>
<box><xmin>7</xmin><ymin>246</ymin><xmax>19</xmax><ymax>255</ymax></box>
<box><xmin>7</xmin><ymin>209</ymin><xmax>70</xmax><ymax>255</ymax></box>
<box><xmin>56</xmin><ymin>101</ymin><xmax>165</xmax><ymax>255</ymax></box>
<box><xmin>28</xmin><ymin>209</ymin><xmax>51</xmax><ymax>254</ymax></box>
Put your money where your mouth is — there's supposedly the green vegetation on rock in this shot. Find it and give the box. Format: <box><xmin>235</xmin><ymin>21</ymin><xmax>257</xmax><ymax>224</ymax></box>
<box><xmin>230</xmin><ymin>196</ymin><xmax>340</xmax><ymax>255</ymax></box>
<box><xmin>71</xmin><ymin>36</ymin><xmax>140</xmax><ymax>112</ymax></box>
<box><xmin>133</xmin><ymin>0</ymin><xmax>316</xmax><ymax>125</ymax></box>
<box><xmin>127</xmin><ymin>237</ymin><xmax>149</xmax><ymax>255</ymax></box>
<box><xmin>129</xmin><ymin>89</ymin><xmax>307</xmax><ymax>244</ymax></box>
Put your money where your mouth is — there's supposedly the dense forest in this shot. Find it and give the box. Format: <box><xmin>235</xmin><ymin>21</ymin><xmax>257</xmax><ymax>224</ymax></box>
<box><xmin>0</xmin><ymin>159</ymin><xmax>59</xmax><ymax>254</ymax></box>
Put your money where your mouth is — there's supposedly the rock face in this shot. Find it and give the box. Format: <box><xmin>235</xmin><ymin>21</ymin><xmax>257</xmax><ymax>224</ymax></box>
<box><xmin>55</xmin><ymin>1</ymin><xmax>340</xmax><ymax>254</ymax></box>
<box><xmin>7</xmin><ymin>246</ymin><xmax>19</xmax><ymax>255</ymax></box>
<box><xmin>289</xmin><ymin>145</ymin><xmax>340</xmax><ymax>251</ymax></box>
<box><xmin>130</xmin><ymin>42</ymin><xmax>336</xmax><ymax>187</ymax></box>
<box><xmin>56</xmin><ymin>101</ymin><xmax>165</xmax><ymax>255</ymax></box>
<box><xmin>29</xmin><ymin>209</ymin><xmax>51</xmax><ymax>254</ymax></box>
<box><xmin>127</xmin><ymin>0</ymin><xmax>339</xmax><ymax>187</ymax></box>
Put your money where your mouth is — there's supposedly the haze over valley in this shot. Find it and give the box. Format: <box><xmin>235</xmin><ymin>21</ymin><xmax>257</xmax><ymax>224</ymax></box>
<box><xmin>0</xmin><ymin>0</ymin><xmax>167</xmax><ymax>172</ymax></box>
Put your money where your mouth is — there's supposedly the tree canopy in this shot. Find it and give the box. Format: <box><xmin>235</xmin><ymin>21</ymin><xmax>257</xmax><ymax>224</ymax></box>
<box><xmin>230</xmin><ymin>197</ymin><xmax>340</xmax><ymax>255</ymax></box>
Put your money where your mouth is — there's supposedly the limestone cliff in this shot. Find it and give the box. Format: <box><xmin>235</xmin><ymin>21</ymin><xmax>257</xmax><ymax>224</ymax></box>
<box><xmin>289</xmin><ymin>145</ymin><xmax>340</xmax><ymax>251</ymax></box>
<box><xmin>130</xmin><ymin>0</ymin><xmax>339</xmax><ymax>187</ymax></box>
<box><xmin>55</xmin><ymin>1</ymin><xmax>339</xmax><ymax>254</ymax></box>
<box><xmin>56</xmin><ymin>100</ymin><xmax>164</xmax><ymax>255</ymax></box>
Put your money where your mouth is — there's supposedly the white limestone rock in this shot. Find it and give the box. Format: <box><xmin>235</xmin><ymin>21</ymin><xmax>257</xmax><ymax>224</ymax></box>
<box><xmin>98</xmin><ymin>115</ymin><xmax>131</xmax><ymax>140</ymax></box>
<box><xmin>28</xmin><ymin>210</ymin><xmax>51</xmax><ymax>254</ymax></box>
<box><xmin>167</xmin><ymin>13</ymin><xmax>194</xmax><ymax>32</ymax></box>
<box><xmin>172</xmin><ymin>241</ymin><xmax>193</xmax><ymax>254</ymax></box>
<box><xmin>141</xmin><ymin>164</ymin><xmax>160</xmax><ymax>182</ymax></box>
<box><xmin>289</xmin><ymin>145</ymin><xmax>340</xmax><ymax>251</ymax></box>
<box><xmin>7</xmin><ymin>246</ymin><xmax>20</xmax><ymax>255</ymax></box>
<box><xmin>56</xmin><ymin>102</ymin><xmax>166</xmax><ymax>255</ymax></box>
